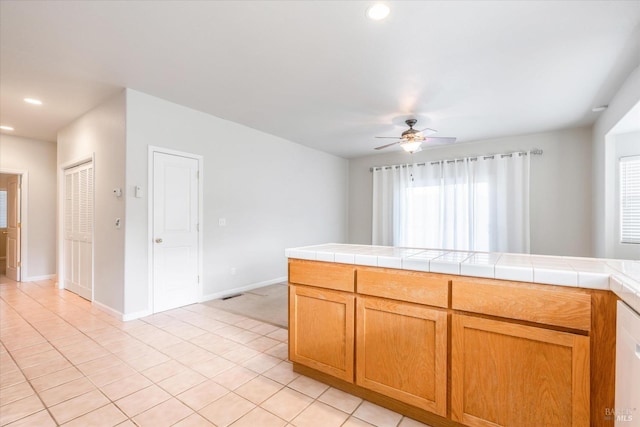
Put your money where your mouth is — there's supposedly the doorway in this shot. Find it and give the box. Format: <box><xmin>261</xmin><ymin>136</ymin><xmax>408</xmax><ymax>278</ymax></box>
<box><xmin>150</xmin><ymin>148</ymin><xmax>202</xmax><ymax>313</ymax></box>
<box><xmin>0</xmin><ymin>173</ymin><xmax>21</xmax><ymax>281</ymax></box>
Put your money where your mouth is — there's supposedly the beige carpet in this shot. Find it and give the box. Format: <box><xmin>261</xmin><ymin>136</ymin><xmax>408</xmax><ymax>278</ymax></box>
<box><xmin>205</xmin><ymin>282</ymin><xmax>288</xmax><ymax>328</ymax></box>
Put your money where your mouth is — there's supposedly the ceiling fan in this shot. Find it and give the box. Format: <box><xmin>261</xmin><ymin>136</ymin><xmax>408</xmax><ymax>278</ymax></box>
<box><xmin>374</xmin><ymin>119</ymin><xmax>456</xmax><ymax>153</ymax></box>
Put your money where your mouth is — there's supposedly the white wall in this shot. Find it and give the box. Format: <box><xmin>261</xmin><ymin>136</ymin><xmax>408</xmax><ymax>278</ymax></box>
<box><xmin>593</xmin><ymin>65</ymin><xmax>640</xmax><ymax>258</ymax></box>
<box><xmin>124</xmin><ymin>89</ymin><xmax>348</xmax><ymax>315</ymax></box>
<box><xmin>349</xmin><ymin>127</ymin><xmax>593</xmax><ymax>257</ymax></box>
<box><xmin>0</xmin><ymin>134</ymin><xmax>57</xmax><ymax>279</ymax></box>
<box><xmin>57</xmin><ymin>91</ymin><xmax>127</xmax><ymax>312</ymax></box>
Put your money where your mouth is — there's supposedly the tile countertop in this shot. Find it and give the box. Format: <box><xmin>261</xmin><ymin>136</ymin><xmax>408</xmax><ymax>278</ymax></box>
<box><xmin>285</xmin><ymin>243</ymin><xmax>640</xmax><ymax>315</ymax></box>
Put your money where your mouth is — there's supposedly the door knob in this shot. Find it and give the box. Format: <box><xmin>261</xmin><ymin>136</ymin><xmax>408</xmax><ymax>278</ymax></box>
<box><xmin>155</xmin><ymin>238</ymin><xmax>163</xmax><ymax>243</ymax></box>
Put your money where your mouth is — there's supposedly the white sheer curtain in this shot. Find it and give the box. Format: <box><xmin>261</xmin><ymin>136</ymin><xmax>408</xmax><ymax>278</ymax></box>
<box><xmin>372</xmin><ymin>153</ymin><xmax>530</xmax><ymax>253</ymax></box>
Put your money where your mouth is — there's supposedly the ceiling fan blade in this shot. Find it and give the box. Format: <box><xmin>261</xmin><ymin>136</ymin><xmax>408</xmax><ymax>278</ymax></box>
<box><xmin>374</xmin><ymin>141</ymin><xmax>401</xmax><ymax>150</ymax></box>
<box><xmin>419</xmin><ymin>127</ymin><xmax>437</xmax><ymax>135</ymax></box>
<box><xmin>375</xmin><ymin>136</ymin><xmax>402</xmax><ymax>139</ymax></box>
<box><xmin>424</xmin><ymin>136</ymin><xmax>456</xmax><ymax>144</ymax></box>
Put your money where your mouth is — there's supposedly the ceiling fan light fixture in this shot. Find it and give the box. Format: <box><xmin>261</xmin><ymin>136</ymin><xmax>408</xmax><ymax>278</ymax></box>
<box><xmin>366</xmin><ymin>3</ymin><xmax>390</xmax><ymax>21</ymax></box>
<box><xmin>24</xmin><ymin>97</ymin><xmax>43</xmax><ymax>105</ymax></box>
<box><xmin>401</xmin><ymin>141</ymin><xmax>422</xmax><ymax>153</ymax></box>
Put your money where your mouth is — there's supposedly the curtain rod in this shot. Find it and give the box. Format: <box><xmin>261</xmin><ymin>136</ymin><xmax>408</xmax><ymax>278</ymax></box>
<box><xmin>369</xmin><ymin>148</ymin><xmax>543</xmax><ymax>172</ymax></box>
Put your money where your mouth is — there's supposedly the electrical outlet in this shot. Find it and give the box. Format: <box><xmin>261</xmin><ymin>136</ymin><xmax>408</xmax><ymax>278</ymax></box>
<box><xmin>230</xmin><ymin>267</ymin><xmax>236</xmax><ymax>275</ymax></box>
<box><xmin>219</xmin><ymin>218</ymin><xmax>227</xmax><ymax>227</ymax></box>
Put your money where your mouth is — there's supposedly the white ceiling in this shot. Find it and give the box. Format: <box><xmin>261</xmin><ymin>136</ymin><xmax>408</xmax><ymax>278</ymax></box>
<box><xmin>1</xmin><ymin>1</ymin><xmax>639</xmax><ymax>158</ymax></box>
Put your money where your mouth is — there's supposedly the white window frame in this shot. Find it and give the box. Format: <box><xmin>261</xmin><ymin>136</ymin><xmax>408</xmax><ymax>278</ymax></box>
<box><xmin>619</xmin><ymin>155</ymin><xmax>640</xmax><ymax>244</ymax></box>
<box><xmin>0</xmin><ymin>190</ymin><xmax>7</xmax><ymax>228</ymax></box>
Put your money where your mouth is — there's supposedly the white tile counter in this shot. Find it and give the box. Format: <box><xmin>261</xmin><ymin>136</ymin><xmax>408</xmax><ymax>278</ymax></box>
<box><xmin>285</xmin><ymin>243</ymin><xmax>640</xmax><ymax>314</ymax></box>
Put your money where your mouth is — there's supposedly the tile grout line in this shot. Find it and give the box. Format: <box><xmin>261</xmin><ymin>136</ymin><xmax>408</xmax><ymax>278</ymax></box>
<box><xmin>0</xmin><ymin>283</ymin><xmax>102</xmax><ymax>426</ymax></box>
<box><xmin>2</xmin><ymin>278</ymin><xmax>426</xmax><ymax>427</ymax></box>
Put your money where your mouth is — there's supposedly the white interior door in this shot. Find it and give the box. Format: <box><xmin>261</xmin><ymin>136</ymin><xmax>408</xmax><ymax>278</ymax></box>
<box><xmin>153</xmin><ymin>152</ymin><xmax>200</xmax><ymax>313</ymax></box>
<box><xmin>6</xmin><ymin>175</ymin><xmax>21</xmax><ymax>281</ymax></box>
<box><xmin>63</xmin><ymin>162</ymin><xmax>94</xmax><ymax>300</ymax></box>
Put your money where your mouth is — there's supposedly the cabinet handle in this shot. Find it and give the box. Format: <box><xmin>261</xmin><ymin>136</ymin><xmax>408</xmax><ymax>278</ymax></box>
<box><xmin>636</xmin><ymin>344</ymin><xmax>640</xmax><ymax>360</ymax></box>
<box><xmin>155</xmin><ymin>238</ymin><xmax>163</xmax><ymax>244</ymax></box>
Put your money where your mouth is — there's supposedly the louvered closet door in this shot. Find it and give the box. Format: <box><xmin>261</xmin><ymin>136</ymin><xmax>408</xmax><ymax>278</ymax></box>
<box><xmin>63</xmin><ymin>162</ymin><xmax>94</xmax><ymax>300</ymax></box>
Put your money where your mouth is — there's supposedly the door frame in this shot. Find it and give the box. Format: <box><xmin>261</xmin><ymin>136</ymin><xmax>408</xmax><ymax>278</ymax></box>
<box><xmin>148</xmin><ymin>146</ymin><xmax>203</xmax><ymax>313</ymax></box>
<box><xmin>57</xmin><ymin>156</ymin><xmax>95</xmax><ymax>292</ymax></box>
<box><xmin>0</xmin><ymin>168</ymin><xmax>27</xmax><ymax>281</ymax></box>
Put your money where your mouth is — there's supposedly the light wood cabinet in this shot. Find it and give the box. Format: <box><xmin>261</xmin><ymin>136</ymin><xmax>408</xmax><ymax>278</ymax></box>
<box><xmin>357</xmin><ymin>267</ymin><xmax>449</xmax><ymax>308</ymax></box>
<box><xmin>287</xmin><ymin>259</ymin><xmax>613</xmax><ymax>427</ymax></box>
<box><xmin>356</xmin><ymin>296</ymin><xmax>447</xmax><ymax>416</ymax></box>
<box><xmin>289</xmin><ymin>284</ymin><xmax>355</xmax><ymax>382</ymax></box>
<box><xmin>452</xmin><ymin>278</ymin><xmax>592</xmax><ymax>331</ymax></box>
<box><xmin>289</xmin><ymin>259</ymin><xmax>355</xmax><ymax>292</ymax></box>
<box><xmin>451</xmin><ymin>314</ymin><xmax>590</xmax><ymax>427</ymax></box>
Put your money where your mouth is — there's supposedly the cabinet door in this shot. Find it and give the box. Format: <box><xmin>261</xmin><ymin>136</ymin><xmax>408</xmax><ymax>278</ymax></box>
<box><xmin>289</xmin><ymin>285</ymin><xmax>355</xmax><ymax>382</ymax></box>
<box><xmin>356</xmin><ymin>296</ymin><xmax>447</xmax><ymax>416</ymax></box>
<box><xmin>451</xmin><ymin>314</ymin><xmax>590</xmax><ymax>427</ymax></box>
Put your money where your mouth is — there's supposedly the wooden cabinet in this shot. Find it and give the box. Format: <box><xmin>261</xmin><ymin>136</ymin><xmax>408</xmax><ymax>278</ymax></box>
<box><xmin>357</xmin><ymin>267</ymin><xmax>449</xmax><ymax>308</ymax></box>
<box><xmin>289</xmin><ymin>259</ymin><xmax>355</xmax><ymax>292</ymax></box>
<box><xmin>452</xmin><ymin>278</ymin><xmax>592</xmax><ymax>332</ymax></box>
<box><xmin>451</xmin><ymin>314</ymin><xmax>590</xmax><ymax>427</ymax></box>
<box><xmin>356</xmin><ymin>296</ymin><xmax>447</xmax><ymax>415</ymax></box>
<box><xmin>287</xmin><ymin>259</ymin><xmax>611</xmax><ymax>427</ymax></box>
<box><xmin>289</xmin><ymin>284</ymin><xmax>355</xmax><ymax>382</ymax></box>
<box><xmin>288</xmin><ymin>259</ymin><xmax>356</xmax><ymax>382</ymax></box>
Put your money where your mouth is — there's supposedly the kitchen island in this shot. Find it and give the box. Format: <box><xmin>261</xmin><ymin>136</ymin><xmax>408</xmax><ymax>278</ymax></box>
<box><xmin>286</xmin><ymin>244</ymin><xmax>638</xmax><ymax>427</ymax></box>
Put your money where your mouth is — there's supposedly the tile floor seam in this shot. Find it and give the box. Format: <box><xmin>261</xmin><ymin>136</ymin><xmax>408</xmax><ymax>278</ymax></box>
<box><xmin>1</xmin><ymin>277</ymin><xmax>430</xmax><ymax>427</ymax></box>
<box><xmin>3</xmin><ymin>351</ymin><xmax>120</xmax><ymax>425</ymax></box>
<box><xmin>0</xmin><ymin>368</ymin><xmax>57</xmax><ymax>425</ymax></box>
<box><xmin>0</xmin><ymin>290</ymin><xmax>80</xmax><ymax>427</ymax></box>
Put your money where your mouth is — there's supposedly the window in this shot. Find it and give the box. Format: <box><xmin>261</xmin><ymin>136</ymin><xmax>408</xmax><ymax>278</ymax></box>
<box><xmin>372</xmin><ymin>154</ymin><xmax>530</xmax><ymax>253</ymax></box>
<box><xmin>620</xmin><ymin>155</ymin><xmax>640</xmax><ymax>244</ymax></box>
<box><xmin>405</xmin><ymin>181</ymin><xmax>491</xmax><ymax>251</ymax></box>
<box><xmin>0</xmin><ymin>190</ymin><xmax>7</xmax><ymax>228</ymax></box>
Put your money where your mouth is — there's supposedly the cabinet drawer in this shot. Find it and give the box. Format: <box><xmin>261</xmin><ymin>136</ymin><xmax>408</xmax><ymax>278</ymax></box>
<box><xmin>289</xmin><ymin>259</ymin><xmax>355</xmax><ymax>292</ymax></box>
<box><xmin>357</xmin><ymin>267</ymin><xmax>449</xmax><ymax>308</ymax></box>
<box><xmin>452</xmin><ymin>278</ymin><xmax>591</xmax><ymax>331</ymax></box>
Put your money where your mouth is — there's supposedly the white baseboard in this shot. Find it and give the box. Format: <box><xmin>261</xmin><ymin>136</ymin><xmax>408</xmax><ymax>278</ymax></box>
<box><xmin>122</xmin><ymin>309</ymin><xmax>153</xmax><ymax>322</ymax></box>
<box><xmin>93</xmin><ymin>276</ymin><xmax>287</xmax><ymax>322</ymax></box>
<box><xmin>200</xmin><ymin>276</ymin><xmax>287</xmax><ymax>302</ymax></box>
<box><xmin>23</xmin><ymin>273</ymin><xmax>57</xmax><ymax>282</ymax></box>
<box><xmin>92</xmin><ymin>300</ymin><xmax>153</xmax><ymax>322</ymax></box>
<box><xmin>92</xmin><ymin>300</ymin><xmax>124</xmax><ymax>320</ymax></box>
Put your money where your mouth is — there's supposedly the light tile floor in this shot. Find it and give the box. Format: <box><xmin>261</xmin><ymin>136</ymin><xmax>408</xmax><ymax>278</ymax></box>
<box><xmin>0</xmin><ymin>277</ymin><xmax>431</xmax><ymax>427</ymax></box>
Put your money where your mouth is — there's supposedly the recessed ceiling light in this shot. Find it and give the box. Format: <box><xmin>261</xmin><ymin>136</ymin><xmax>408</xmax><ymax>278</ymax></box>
<box><xmin>591</xmin><ymin>105</ymin><xmax>608</xmax><ymax>112</ymax></box>
<box><xmin>24</xmin><ymin>97</ymin><xmax>43</xmax><ymax>105</ymax></box>
<box><xmin>367</xmin><ymin>3</ymin><xmax>390</xmax><ymax>21</ymax></box>
<box><xmin>0</xmin><ymin>125</ymin><xmax>15</xmax><ymax>131</ymax></box>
